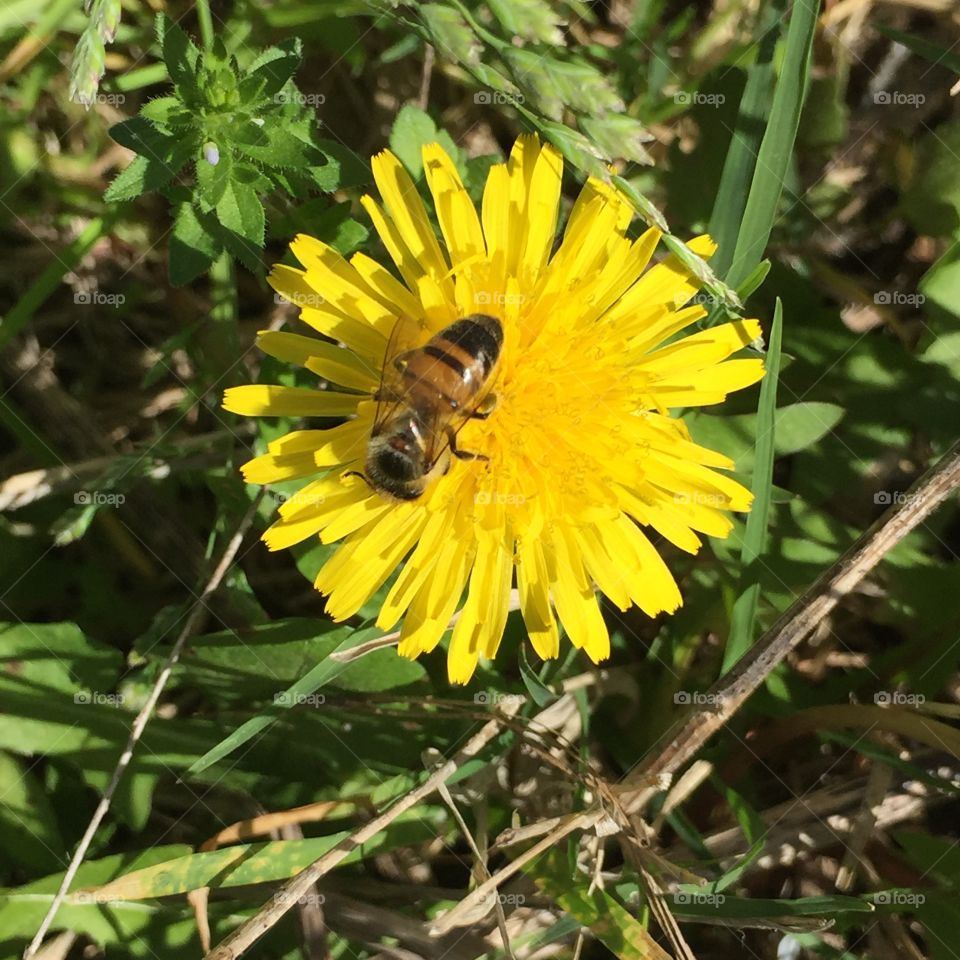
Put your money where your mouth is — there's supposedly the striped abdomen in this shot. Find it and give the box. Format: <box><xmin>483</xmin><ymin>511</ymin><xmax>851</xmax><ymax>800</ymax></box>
<box><xmin>400</xmin><ymin>313</ymin><xmax>503</xmax><ymax>415</ymax></box>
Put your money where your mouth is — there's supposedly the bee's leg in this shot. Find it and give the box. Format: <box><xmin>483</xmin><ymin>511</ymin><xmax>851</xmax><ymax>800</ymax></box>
<box><xmin>469</xmin><ymin>393</ymin><xmax>498</xmax><ymax>420</ymax></box>
<box><xmin>343</xmin><ymin>470</ymin><xmax>376</xmax><ymax>491</ymax></box>
<box><xmin>446</xmin><ymin>426</ymin><xmax>489</xmax><ymax>462</ymax></box>
<box><xmin>372</xmin><ymin>386</ymin><xmax>402</xmax><ymax>403</ymax></box>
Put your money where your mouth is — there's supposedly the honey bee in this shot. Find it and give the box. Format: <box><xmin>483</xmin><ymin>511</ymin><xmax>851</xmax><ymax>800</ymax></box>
<box><xmin>351</xmin><ymin>313</ymin><xmax>503</xmax><ymax>501</ymax></box>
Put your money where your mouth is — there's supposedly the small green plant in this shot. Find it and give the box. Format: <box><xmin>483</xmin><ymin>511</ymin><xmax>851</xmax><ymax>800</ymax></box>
<box><xmin>105</xmin><ymin>15</ymin><xmax>350</xmax><ymax>284</ymax></box>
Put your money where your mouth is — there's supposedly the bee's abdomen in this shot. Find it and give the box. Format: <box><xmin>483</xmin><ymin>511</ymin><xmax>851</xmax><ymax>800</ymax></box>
<box><xmin>402</xmin><ymin>314</ymin><xmax>502</xmax><ymax>411</ymax></box>
<box><xmin>436</xmin><ymin>314</ymin><xmax>503</xmax><ymax>377</ymax></box>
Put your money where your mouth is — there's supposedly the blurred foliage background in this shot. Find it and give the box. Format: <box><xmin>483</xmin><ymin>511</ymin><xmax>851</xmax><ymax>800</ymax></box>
<box><xmin>1</xmin><ymin>0</ymin><xmax>960</xmax><ymax>958</ymax></box>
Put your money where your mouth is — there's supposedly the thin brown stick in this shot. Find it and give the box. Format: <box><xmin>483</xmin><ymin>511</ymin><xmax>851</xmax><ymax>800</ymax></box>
<box><xmin>24</xmin><ymin>491</ymin><xmax>266</xmax><ymax>960</ymax></box>
<box><xmin>203</xmin><ymin>702</ymin><xmax>520</xmax><ymax>960</ymax></box>
<box><xmin>619</xmin><ymin>438</ymin><xmax>960</xmax><ymax>807</ymax></box>
<box><xmin>417</xmin><ymin>43</ymin><xmax>435</xmax><ymax>109</ymax></box>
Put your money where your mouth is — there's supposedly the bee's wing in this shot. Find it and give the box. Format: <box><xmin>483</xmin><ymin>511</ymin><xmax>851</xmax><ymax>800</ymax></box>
<box><xmin>372</xmin><ymin>314</ymin><xmax>428</xmax><ymax>431</ymax></box>
<box><xmin>418</xmin><ymin>363</ymin><xmax>497</xmax><ymax>472</ymax></box>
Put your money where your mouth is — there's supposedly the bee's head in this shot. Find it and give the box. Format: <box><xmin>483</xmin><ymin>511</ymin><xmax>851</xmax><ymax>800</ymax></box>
<box><xmin>366</xmin><ymin>432</ymin><xmax>428</xmax><ymax>501</ymax></box>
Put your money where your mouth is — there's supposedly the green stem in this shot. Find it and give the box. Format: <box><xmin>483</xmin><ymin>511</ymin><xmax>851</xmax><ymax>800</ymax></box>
<box><xmin>206</xmin><ymin>252</ymin><xmax>239</xmax><ymax>387</ymax></box>
<box><xmin>195</xmin><ymin>0</ymin><xmax>215</xmax><ymax>52</ymax></box>
<box><xmin>209</xmin><ymin>252</ymin><xmax>237</xmax><ymax>327</ymax></box>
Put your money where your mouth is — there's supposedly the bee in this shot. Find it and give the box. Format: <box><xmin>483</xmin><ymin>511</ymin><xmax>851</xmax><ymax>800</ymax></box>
<box><xmin>351</xmin><ymin>313</ymin><xmax>503</xmax><ymax>501</ymax></box>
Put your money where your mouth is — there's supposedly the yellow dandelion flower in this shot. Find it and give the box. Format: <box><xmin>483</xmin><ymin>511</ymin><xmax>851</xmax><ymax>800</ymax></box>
<box><xmin>224</xmin><ymin>134</ymin><xmax>765</xmax><ymax>684</ymax></box>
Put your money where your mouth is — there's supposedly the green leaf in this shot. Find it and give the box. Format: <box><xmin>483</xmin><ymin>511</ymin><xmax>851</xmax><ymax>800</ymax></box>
<box><xmin>772</xmin><ymin>401</ymin><xmax>845</xmax><ymax>455</ymax></box>
<box><xmin>532</xmin><ymin>850</ymin><xmax>672</xmax><ymax>959</ymax></box>
<box><xmin>104</xmin><ymin>118</ymin><xmax>194</xmax><ymax>202</ymax></box>
<box><xmin>895</xmin><ymin>830</ymin><xmax>960</xmax><ymax>884</ymax></box>
<box><xmin>81</xmin><ymin>817</ymin><xmax>441</xmax><ymax>901</ymax></box>
<box><xmin>187</xmin><ymin>626</ymin><xmax>382</xmax><ymax>775</ymax></box>
<box><xmin>139</xmin><ymin>95</ymin><xmax>182</xmax><ymax>128</ymax></box>
<box><xmin>723</xmin><ymin>299</ymin><xmax>781</xmax><ymax>670</ymax></box>
<box><xmin>314</xmin><ymin>137</ymin><xmax>370</xmax><ymax>189</ymax></box>
<box><xmin>180</xmin><ymin>618</ymin><xmax>424</xmax><ymax>695</ymax></box>
<box><xmin>668</xmin><ymin>891</ymin><xmax>873</xmax><ymax>921</ymax></box>
<box><xmin>233</xmin><ymin>122</ymin><xmax>319</xmax><ymax>168</ymax></box>
<box><xmin>519</xmin><ymin>646</ymin><xmax>556</xmax><ymax>707</ymax></box>
<box><xmin>195</xmin><ymin>146</ymin><xmax>233</xmax><ymax>207</ymax></box>
<box><xmin>0</xmin><ymin>752</ymin><xmax>63</xmax><ymax>872</ymax></box>
<box><xmin>169</xmin><ymin>203</ymin><xmax>221</xmax><ymax>286</ymax></box>
<box><xmin>215</xmin><ymin>176</ymin><xmax>265</xmax><ymax>248</ymax></box>
<box><xmin>0</xmin><ymin>846</ymin><xmax>195</xmax><ymax>946</ymax></box>
<box><xmin>0</xmin><ymin>621</ymin><xmax>122</xmax><ymax>697</ymax></box>
<box><xmin>919</xmin><ymin>240</ymin><xmax>960</xmax><ymax>323</ymax></box>
<box><xmin>335</xmin><ymin>649</ymin><xmax>426</xmax><ymax>692</ymax></box>
<box><xmin>105</xmin><ymin>151</ymin><xmax>190</xmax><ymax>203</ymax></box>
<box><xmin>389</xmin><ymin>104</ymin><xmax>440</xmax><ymax>179</ymax></box>
<box><xmin>157</xmin><ymin>14</ymin><xmax>201</xmax><ymax>103</ymax></box>
<box><xmin>707</xmin><ymin>0</ymin><xmax>786</xmax><ymax>276</ymax></box>
<box><xmin>271</xmin><ymin>199</ymin><xmax>368</xmax><ymax>254</ymax></box>
<box><xmin>687</xmin><ymin>400</ymin><xmax>844</xmax><ymax>477</ymax></box>
<box><xmin>103</xmin><ymin>155</ymin><xmax>152</xmax><ymax>202</ymax></box>
<box><xmin>240</xmin><ymin>37</ymin><xmax>303</xmax><ymax>101</ymax></box>
<box><xmin>724</xmin><ymin>0</ymin><xmax>819</xmax><ymax>288</ymax></box>
<box><xmin>874</xmin><ymin>25</ymin><xmax>960</xmax><ymax>76</ymax></box>
<box><xmin>902</xmin><ymin>122</ymin><xmax>960</xmax><ymax>238</ymax></box>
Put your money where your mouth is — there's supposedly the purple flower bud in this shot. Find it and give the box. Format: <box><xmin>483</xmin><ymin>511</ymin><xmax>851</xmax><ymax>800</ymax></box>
<box><xmin>204</xmin><ymin>142</ymin><xmax>220</xmax><ymax>166</ymax></box>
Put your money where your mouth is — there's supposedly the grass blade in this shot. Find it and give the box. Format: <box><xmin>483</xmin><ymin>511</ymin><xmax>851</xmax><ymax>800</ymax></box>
<box><xmin>0</xmin><ymin>215</ymin><xmax>115</xmax><ymax>351</ymax></box>
<box><xmin>186</xmin><ymin>626</ymin><xmax>380</xmax><ymax>776</ymax></box>
<box><xmin>874</xmin><ymin>25</ymin><xmax>960</xmax><ymax>75</ymax></box>
<box><xmin>725</xmin><ymin>0</ymin><xmax>819</xmax><ymax>289</ymax></box>
<box><xmin>722</xmin><ymin>297</ymin><xmax>782</xmax><ymax>672</ymax></box>
<box><xmin>707</xmin><ymin>0</ymin><xmax>787</xmax><ymax>276</ymax></box>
